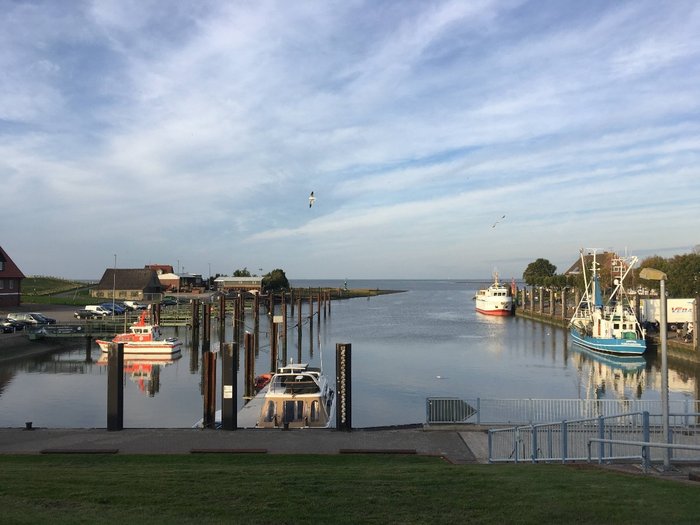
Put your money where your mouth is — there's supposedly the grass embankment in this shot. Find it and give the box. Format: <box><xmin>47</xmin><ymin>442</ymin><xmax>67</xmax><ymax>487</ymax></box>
<box><xmin>1</xmin><ymin>455</ymin><xmax>698</xmax><ymax>524</ymax></box>
<box><xmin>21</xmin><ymin>276</ymin><xmax>94</xmax><ymax>306</ymax></box>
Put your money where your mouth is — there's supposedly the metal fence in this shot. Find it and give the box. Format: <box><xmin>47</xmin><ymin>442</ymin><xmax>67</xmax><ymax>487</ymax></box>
<box><xmin>426</xmin><ymin>397</ymin><xmax>700</xmax><ymax>426</ymax></box>
<box><xmin>488</xmin><ymin>411</ymin><xmax>700</xmax><ymax>466</ymax></box>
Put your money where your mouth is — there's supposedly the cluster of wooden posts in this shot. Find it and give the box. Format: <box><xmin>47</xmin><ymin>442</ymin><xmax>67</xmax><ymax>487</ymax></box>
<box><xmin>107</xmin><ymin>289</ymin><xmax>352</xmax><ymax>431</ymax></box>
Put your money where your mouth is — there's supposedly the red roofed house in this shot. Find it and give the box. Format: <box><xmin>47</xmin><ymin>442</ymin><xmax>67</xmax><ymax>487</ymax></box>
<box><xmin>0</xmin><ymin>246</ymin><xmax>25</xmax><ymax>307</ymax></box>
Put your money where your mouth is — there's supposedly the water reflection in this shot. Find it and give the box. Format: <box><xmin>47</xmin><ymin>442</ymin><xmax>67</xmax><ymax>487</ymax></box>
<box><xmin>570</xmin><ymin>344</ymin><xmax>647</xmax><ymax>401</ymax></box>
<box><xmin>96</xmin><ymin>353</ymin><xmax>181</xmax><ymax>398</ymax></box>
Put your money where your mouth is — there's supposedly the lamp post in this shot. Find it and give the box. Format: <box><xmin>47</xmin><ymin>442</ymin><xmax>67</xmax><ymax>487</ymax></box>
<box><xmin>112</xmin><ymin>254</ymin><xmax>117</xmax><ymax>315</ymax></box>
<box><xmin>640</xmin><ymin>267</ymin><xmax>670</xmax><ymax>469</ymax></box>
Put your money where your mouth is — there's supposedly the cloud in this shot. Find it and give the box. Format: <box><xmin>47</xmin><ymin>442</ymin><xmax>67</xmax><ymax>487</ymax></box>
<box><xmin>1</xmin><ymin>1</ymin><xmax>699</xmax><ymax>279</ymax></box>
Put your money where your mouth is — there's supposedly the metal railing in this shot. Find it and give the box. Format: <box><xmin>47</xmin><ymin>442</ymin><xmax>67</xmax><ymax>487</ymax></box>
<box><xmin>426</xmin><ymin>397</ymin><xmax>700</xmax><ymax>425</ymax></box>
<box><xmin>488</xmin><ymin>411</ymin><xmax>700</xmax><ymax>466</ymax></box>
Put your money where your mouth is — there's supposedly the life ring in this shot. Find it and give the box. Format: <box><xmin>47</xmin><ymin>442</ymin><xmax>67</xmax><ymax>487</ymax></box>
<box><xmin>139</xmin><ymin>336</ymin><xmax>144</xmax><ymax>341</ymax></box>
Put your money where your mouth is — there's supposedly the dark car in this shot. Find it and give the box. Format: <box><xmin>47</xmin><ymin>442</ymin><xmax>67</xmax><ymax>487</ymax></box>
<box><xmin>100</xmin><ymin>303</ymin><xmax>126</xmax><ymax>315</ymax></box>
<box><xmin>74</xmin><ymin>309</ymin><xmax>102</xmax><ymax>320</ymax></box>
<box><xmin>1</xmin><ymin>318</ymin><xmax>25</xmax><ymax>332</ymax></box>
<box><xmin>160</xmin><ymin>298</ymin><xmax>178</xmax><ymax>307</ymax></box>
<box><xmin>7</xmin><ymin>312</ymin><xmax>55</xmax><ymax>325</ymax></box>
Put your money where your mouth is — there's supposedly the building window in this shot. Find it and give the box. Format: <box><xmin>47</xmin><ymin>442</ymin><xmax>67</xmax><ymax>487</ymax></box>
<box><xmin>9</xmin><ymin>280</ymin><xmax>13</xmax><ymax>290</ymax></box>
<box><xmin>0</xmin><ymin>280</ymin><xmax>4</xmax><ymax>289</ymax></box>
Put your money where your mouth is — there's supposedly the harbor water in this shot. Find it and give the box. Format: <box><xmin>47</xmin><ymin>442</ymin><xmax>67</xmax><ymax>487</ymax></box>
<box><xmin>0</xmin><ymin>279</ymin><xmax>696</xmax><ymax>428</ymax></box>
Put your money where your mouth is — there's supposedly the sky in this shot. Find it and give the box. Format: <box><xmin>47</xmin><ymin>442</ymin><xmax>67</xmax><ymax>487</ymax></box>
<box><xmin>2</xmin><ymin>0</ymin><xmax>699</xmax><ymax>281</ymax></box>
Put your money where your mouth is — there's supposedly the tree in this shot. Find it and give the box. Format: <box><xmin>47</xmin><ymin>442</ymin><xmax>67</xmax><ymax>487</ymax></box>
<box><xmin>639</xmin><ymin>252</ymin><xmax>700</xmax><ymax>297</ymax></box>
<box><xmin>522</xmin><ymin>258</ymin><xmax>557</xmax><ymax>286</ymax></box>
<box><xmin>233</xmin><ymin>267</ymin><xmax>251</xmax><ymax>277</ymax></box>
<box><xmin>262</xmin><ymin>269</ymin><xmax>289</xmax><ymax>292</ymax></box>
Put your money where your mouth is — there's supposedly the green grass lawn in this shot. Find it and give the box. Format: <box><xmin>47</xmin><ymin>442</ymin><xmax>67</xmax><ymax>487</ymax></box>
<box><xmin>0</xmin><ymin>455</ymin><xmax>697</xmax><ymax>524</ymax></box>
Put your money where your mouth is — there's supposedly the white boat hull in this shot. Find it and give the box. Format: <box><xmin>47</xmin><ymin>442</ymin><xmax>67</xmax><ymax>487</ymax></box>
<box><xmin>96</xmin><ymin>339</ymin><xmax>182</xmax><ymax>354</ymax></box>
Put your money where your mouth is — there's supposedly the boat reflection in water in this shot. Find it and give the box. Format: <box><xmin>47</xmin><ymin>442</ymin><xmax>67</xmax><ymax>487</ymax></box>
<box><xmin>570</xmin><ymin>342</ymin><xmax>647</xmax><ymax>401</ymax></box>
<box><xmin>97</xmin><ymin>353</ymin><xmax>181</xmax><ymax>397</ymax></box>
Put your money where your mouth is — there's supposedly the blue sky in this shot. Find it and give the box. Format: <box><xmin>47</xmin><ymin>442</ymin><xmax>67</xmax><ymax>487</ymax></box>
<box><xmin>2</xmin><ymin>0</ymin><xmax>699</xmax><ymax>280</ymax></box>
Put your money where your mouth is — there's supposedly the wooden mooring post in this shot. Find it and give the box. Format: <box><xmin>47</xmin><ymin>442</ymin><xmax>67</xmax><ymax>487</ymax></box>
<box><xmin>202</xmin><ymin>351</ymin><xmax>217</xmax><ymax>429</ymax></box>
<box><xmin>245</xmin><ymin>331</ymin><xmax>255</xmax><ymax>398</ymax></box>
<box><xmin>107</xmin><ymin>342</ymin><xmax>124</xmax><ymax>431</ymax></box>
<box><xmin>221</xmin><ymin>342</ymin><xmax>237</xmax><ymax>430</ymax></box>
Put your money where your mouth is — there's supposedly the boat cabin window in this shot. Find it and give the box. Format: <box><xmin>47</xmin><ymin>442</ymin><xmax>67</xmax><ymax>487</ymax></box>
<box><xmin>263</xmin><ymin>401</ymin><xmax>276</xmax><ymax>423</ymax></box>
<box><xmin>310</xmin><ymin>400</ymin><xmax>320</xmax><ymax>422</ymax></box>
<box><xmin>283</xmin><ymin>400</ymin><xmax>305</xmax><ymax>423</ymax></box>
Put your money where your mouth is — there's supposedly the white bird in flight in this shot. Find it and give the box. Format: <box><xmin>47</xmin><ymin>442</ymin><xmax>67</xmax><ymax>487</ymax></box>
<box><xmin>309</xmin><ymin>191</ymin><xmax>316</xmax><ymax>208</ymax></box>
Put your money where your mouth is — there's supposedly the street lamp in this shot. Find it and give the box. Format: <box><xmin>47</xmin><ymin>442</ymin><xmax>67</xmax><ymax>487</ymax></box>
<box><xmin>640</xmin><ymin>267</ymin><xmax>670</xmax><ymax>470</ymax></box>
<box><xmin>112</xmin><ymin>254</ymin><xmax>117</xmax><ymax>315</ymax></box>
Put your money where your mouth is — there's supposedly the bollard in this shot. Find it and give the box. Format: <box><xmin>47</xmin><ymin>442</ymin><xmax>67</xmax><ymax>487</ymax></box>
<box><xmin>107</xmin><ymin>342</ymin><xmax>124</xmax><ymax>431</ymax></box>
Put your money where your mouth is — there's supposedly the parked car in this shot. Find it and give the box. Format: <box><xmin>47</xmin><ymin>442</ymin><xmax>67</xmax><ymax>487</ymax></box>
<box><xmin>74</xmin><ymin>309</ymin><xmax>103</xmax><ymax>320</ymax></box>
<box><xmin>100</xmin><ymin>303</ymin><xmax>126</xmax><ymax>315</ymax></box>
<box><xmin>7</xmin><ymin>312</ymin><xmax>56</xmax><ymax>325</ymax></box>
<box><xmin>160</xmin><ymin>298</ymin><xmax>178</xmax><ymax>307</ymax></box>
<box><xmin>1</xmin><ymin>318</ymin><xmax>25</xmax><ymax>331</ymax></box>
<box><xmin>84</xmin><ymin>305</ymin><xmax>113</xmax><ymax>316</ymax></box>
<box><xmin>123</xmin><ymin>300</ymin><xmax>147</xmax><ymax>310</ymax></box>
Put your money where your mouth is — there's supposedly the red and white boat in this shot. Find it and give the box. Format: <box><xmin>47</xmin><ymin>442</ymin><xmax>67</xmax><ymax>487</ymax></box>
<box><xmin>95</xmin><ymin>310</ymin><xmax>182</xmax><ymax>355</ymax></box>
<box><xmin>474</xmin><ymin>273</ymin><xmax>513</xmax><ymax>316</ymax></box>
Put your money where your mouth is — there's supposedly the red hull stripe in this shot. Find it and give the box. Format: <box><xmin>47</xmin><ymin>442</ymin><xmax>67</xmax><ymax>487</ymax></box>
<box><xmin>476</xmin><ymin>308</ymin><xmax>512</xmax><ymax>316</ymax></box>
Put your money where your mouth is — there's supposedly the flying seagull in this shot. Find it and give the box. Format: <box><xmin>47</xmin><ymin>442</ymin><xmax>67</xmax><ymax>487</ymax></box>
<box><xmin>492</xmin><ymin>215</ymin><xmax>506</xmax><ymax>228</ymax></box>
<box><xmin>309</xmin><ymin>191</ymin><xmax>316</xmax><ymax>208</ymax></box>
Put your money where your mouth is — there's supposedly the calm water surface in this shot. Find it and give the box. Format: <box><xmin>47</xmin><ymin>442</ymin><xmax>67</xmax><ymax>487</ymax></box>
<box><xmin>0</xmin><ymin>279</ymin><xmax>696</xmax><ymax>428</ymax></box>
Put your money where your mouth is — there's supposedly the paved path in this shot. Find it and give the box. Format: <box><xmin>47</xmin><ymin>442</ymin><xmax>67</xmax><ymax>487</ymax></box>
<box><xmin>0</xmin><ymin>426</ymin><xmax>489</xmax><ymax>464</ymax></box>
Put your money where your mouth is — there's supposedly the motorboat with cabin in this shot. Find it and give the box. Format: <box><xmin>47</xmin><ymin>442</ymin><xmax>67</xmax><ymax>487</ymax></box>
<box><xmin>95</xmin><ymin>310</ymin><xmax>182</xmax><ymax>355</ymax></box>
<box><xmin>257</xmin><ymin>362</ymin><xmax>335</xmax><ymax>429</ymax></box>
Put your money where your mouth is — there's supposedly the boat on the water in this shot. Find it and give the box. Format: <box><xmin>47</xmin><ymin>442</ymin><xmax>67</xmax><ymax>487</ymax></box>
<box><xmin>95</xmin><ymin>310</ymin><xmax>182</xmax><ymax>355</ymax></box>
<box><xmin>195</xmin><ymin>362</ymin><xmax>335</xmax><ymax>429</ymax></box>
<box><xmin>258</xmin><ymin>362</ymin><xmax>335</xmax><ymax>428</ymax></box>
<box><xmin>568</xmin><ymin>250</ymin><xmax>646</xmax><ymax>356</ymax></box>
<box><xmin>474</xmin><ymin>273</ymin><xmax>513</xmax><ymax>316</ymax></box>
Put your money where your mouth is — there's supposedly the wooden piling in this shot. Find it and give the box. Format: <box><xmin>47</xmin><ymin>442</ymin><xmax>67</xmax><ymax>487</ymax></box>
<box><xmin>245</xmin><ymin>331</ymin><xmax>254</xmax><ymax>398</ymax></box>
<box><xmin>219</xmin><ymin>295</ymin><xmax>226</xmax><ymax>352</ymax></box>
<box><xmin>282</xmin><ymin>293</ymin><xmax>288</xmax><ymax>364</ymax></box>
<box><xmin>202</xmin><ymin>351</ymin><xmax>217</xmax><ymax>428</ymax></box>
<box><xmin>107</xmin><ymin>342</ymin><xmax>124</xmax><ymax>431</ymax></box>
<box><xmin>221</xmin><ymin>342</ymin><xmax>237</xmax><ymax>430</ymax></box>
<box><xmin>202</xmin><ymin>303</ymin><xmax>211</xmax><ymax>352</ymax></box>
<box><xmin>191</xmin><ymin>299</ymin><xmax>200</xmax><ymax>331</ymax></box>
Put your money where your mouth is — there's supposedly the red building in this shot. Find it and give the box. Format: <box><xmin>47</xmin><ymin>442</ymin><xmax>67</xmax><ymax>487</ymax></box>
<box><xmin>0</xmin><ymin>246</ymin><xmax>25</xmax><ymax>307</ymax></box>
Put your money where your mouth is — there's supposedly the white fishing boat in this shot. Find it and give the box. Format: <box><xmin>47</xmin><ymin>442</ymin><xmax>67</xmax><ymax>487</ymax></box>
<box><xmin>569</xmin><ymin>250</ymin><xmax>646</xmax><ymax>356</ymax></box>
<box><xmin>95</xmin><ymin>310</ymin><xmax>182</xmax><ymax>355</ymax></box>
<box><xmin>475</xmin><ymin>272</ymin><xmax>513</xmax><ymax>316</ymax></box>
